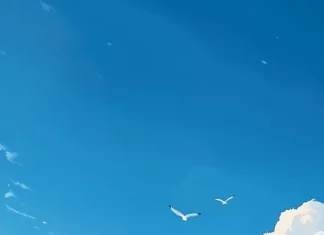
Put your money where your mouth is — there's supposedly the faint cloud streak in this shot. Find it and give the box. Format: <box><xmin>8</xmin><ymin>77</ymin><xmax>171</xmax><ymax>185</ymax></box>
<box><xmin>40</xmin><ymin>1</ymin><xmax>55</xmax><ymax>12</ymax></box>
<box><xmin>10</xmin><ymin>179</ymin><xmax>33</xmax><ymax>192</ymax></box>
<box><xmin>0</xmin><ymin>143</ymin><xmax>7</xmax><ymax>151</ymax></box>
<box><xmin>5</xmin><ymin>204</ymin><xmax>36</xmax><ymax>220</ymax></box>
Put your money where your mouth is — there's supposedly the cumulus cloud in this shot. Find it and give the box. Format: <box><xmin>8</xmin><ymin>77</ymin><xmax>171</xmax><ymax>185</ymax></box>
<box><xmin>40</xmin><ymin>1</ymin><xmax>55</xmax><ymax>12</ymax></box>
<box><xmin>265</xmin><ymin>199</ymin><xmax>324</xmax><ymax>235</ymax></box>
<box><xmin>5</xmin><ymin>204</ymin><xmax>36</xmax><ymax>220</ymax></box>
<box><xmin>10</xmin><ymin>179</ymin><xmax>33</xmax><ymax>192</ymax></box>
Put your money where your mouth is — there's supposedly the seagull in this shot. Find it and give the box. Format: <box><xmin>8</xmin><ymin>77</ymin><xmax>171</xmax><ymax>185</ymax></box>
<box><xmin>169</xmin><ymin>205</ymin><xmax>201</xmax><ymax>221</ymax></box>
<box><xmin>215</xmin><ymin>195</ymin><xmax>235</xmax><ymax>205</ymax></box>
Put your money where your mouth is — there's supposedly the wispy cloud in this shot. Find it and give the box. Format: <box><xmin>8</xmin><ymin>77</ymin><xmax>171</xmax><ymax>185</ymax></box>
<box><xmin>40</xmin><ymin>1</ymin><xmax>55</xmax><ymax>12</ymax></box>
<box><xmin>4</xmin><ymin>190</ymin><xmax>17</xmax><ymax>198</ymax></box>
<box><xmin>10</xmin><ymin>179</ymin><xmax>33</xmax><ymax>192</ymax></box>
<box><xmin>261</xmin><ymin>60</ymin><xmax>268</xmax><ymax>65</ymax></box>
<box><xmin>96</xmin><ymin>73</ymin><xmax>103</xmax><ymax>79</ymax></box>
<box><xmin>33</xmin><ymin>226</ymin><xmax>40</xmax><ymax>230</ymax></box>
<box><xmin>0</xmin><ymin>143</ymin><xmax>7</xmax><ymax>151</ymax></box>
<box><xmin>0</xmin><ymin>50</ymin><xmax>6</xmax><ymax>56</ymax></box>
<box><xmin>5</xmin><ymin>204</ymin><xmax>36</xmax><ymax>220</ymax></box>
<box><xmin>0</xmin><ymin>143</ymin><xmax>21</xmax><ymax>165</ymax></box>
<box><xmin>6</xmin><ymin>151</ymin><xmax>19</xmax><ymax>163</ymax></box>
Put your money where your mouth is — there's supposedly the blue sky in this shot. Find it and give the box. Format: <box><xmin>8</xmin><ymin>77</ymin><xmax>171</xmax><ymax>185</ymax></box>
<box><xmin>0</xmin><ymin>0</ymin><xmax>324</xmax><ymax>235</ymax></box>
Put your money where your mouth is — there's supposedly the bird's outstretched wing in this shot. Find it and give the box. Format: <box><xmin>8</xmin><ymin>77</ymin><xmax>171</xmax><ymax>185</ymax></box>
<box><xmin>225</xmin><ymin>195</ymin><xmax>235</xmax><ymax>202</ymax></box>
<box><xmin>185</xmin><ymin>213</ymin><xmax>201</xmax><ymax>219</ymax></box>
<box><xmin>215</xmin><ymin>199</ymin><xmax>225</xmax><ymax>203</ymax></box>
<box><xmin>169</xmin><ymin>205</ymin><xmax>184</xmax><ymax>217</ymax></box>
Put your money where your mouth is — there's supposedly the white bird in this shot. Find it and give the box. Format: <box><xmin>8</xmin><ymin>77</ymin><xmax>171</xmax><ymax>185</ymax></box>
<box><xmin>215</xmin><ymin>195</ymin><xmax>235</xmax><ymax>205</ymax></box>
<box><xmin>168</xmin><ymin>205</ymin><xmax>201</xmax><ymax>221</ymax></box>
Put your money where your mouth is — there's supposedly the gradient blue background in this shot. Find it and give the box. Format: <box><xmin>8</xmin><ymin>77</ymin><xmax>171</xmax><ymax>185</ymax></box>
<box><xmin>0</xmin><ymin>0</ymin><xmax>323</xmax><ymax>235</ymax></box>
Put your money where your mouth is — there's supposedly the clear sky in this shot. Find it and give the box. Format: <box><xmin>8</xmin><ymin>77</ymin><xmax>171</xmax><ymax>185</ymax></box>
<box><xmin>0</xmin><ymin>0</ymin><xmax>324</xmax><ymax>235</ymax></box>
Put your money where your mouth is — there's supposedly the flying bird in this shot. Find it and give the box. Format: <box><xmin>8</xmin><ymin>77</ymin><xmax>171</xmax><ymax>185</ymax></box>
<box><xmin>168</xmin><ymin>205</ymin><xmax>201</xmax><ymax>221</ymax></box>
<box><xmin>215</xmin><ymin>195</ymin><xmax>235</xmax><ymax>205</ymax></box>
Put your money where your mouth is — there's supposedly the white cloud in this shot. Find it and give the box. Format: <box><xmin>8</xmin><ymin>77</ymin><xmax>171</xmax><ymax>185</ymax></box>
<box><xmin>0</xmin><ymin>143</ymin><xmax>22</xmax><ymax>165</ymax></box>
<box><xmin>264</xmin><ymin>199</ymin><xmax>324</xmax><ymax>235</ymax></box>
<box><xmin>96</xmin><ymin>73</ymin><xmax>103</xmax><ymax>79</ymax></box>
<box><xmin>5</xmin><ymin>204</ymin><xmax>36</xmax><ymax>220</ymax></box>
<box><xmin>10</xmin><ymin>179</ymin><xmax>33</xmax><ymax>192</ymax></box>
<box><xmin>4</xmin><ymin>190</ymin><xmax>16</xmax><ymax>198</ymax></box>
<box><xmin>33</xmin><ymin>226</ymin><xmax>40</xmax><ymax>230</ymax></box>
<box><xmin>6</xmin><ymin>151</ymin><xmax>19</xmax><ymax>163</ymax></box>
<box><xmin>40</xmin><ymin>1</ymin><xmax>55</xmax><ymax>12</ymax></box>
<box><xmin>0</xmin><ymin>143</ymin><xmax>7</xmax><ymax>151</ymax></box>
<box><xmin>261</xmin><ymin>60</ymin><xmax>268</xmax><ymax>65</ymax></box>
